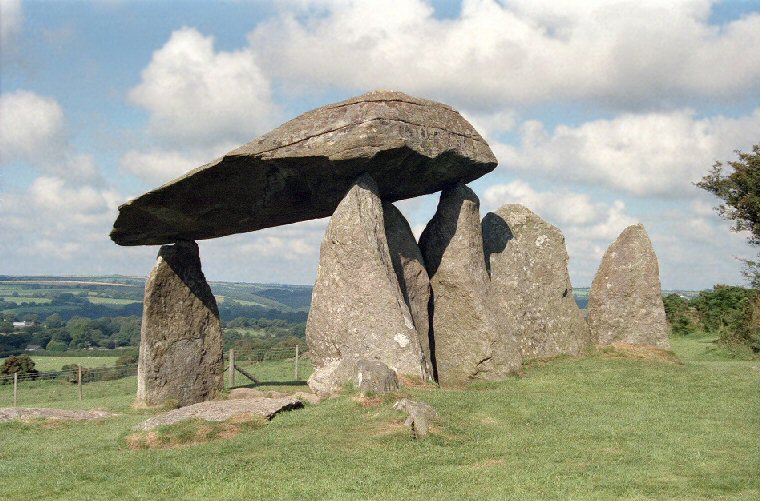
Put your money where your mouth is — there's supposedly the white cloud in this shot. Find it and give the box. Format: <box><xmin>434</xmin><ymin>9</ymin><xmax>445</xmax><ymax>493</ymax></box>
<box><xmin>129</xmin><ymin>27</ymin><xmax>278</xmax><ymax>147</ymax></box>
<box><xmin>0</xmin><ymin>0</ymin><xmax>22</xmax><ymax>46</ymax></box>
<box><xmin>247</xmin><ymin>0</ymin><xmax>760</xmax><ymax>108</ymax></box>
<box><xmin>118</xmin><ymin>142</ymin><xmax>238</xmax><ymax>186</ymax></box>
<box><xmin>494</xmin><ymin>108</ymin><xmax>760</xmax><ymax>197</ymax></box>
<box><xmin>0</xmin><ymin>91</ymin><xmax>101</xmax><ymax>182</ymax></box>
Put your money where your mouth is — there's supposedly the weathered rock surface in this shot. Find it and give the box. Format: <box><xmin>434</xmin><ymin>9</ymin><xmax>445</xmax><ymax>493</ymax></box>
<box><xmin>588</xmin><ymin>224</ymin><xmax>670</xmax><ymax>349</ymax></box>
<box><xmin>383</xmin><ymin>202</ymin><xmax>433</xmax><ymax>375</ymax></box>
<box><xmin>228</xmin><ymin>388</ymin><xmax>322</xmax><ymax>404</ymax></box>
<box><xmin>134</xmin><ymin>397</ymin><xmax>303</xmax><ymax>431</ymax></box>
<box><xmin>111</xmin><ymin>90</ymin><xmax>497</xmax><ymax>246</ymax></box>
<box><xmin>483</xmin><ymin>205</ymin><xmax>591</xmax><ymax>359</ymax></box>
<box><xmin>0</xmin><ymin>408</ymin><xmax>117</xmax><ymax>422</ymax></box>
<box><xmin>306</xmin><ymin>175</ymin><xmax>428</xmax><ymax>394</ymax></box>
<box><xmin>393</xmin><ymin>399</ymin><xmax>438</xmax><ymax>439</ymax></box>
<box><xmin>137</xmin><ymin>241</ymin><xmax>224</xmax><ymax>407</ymax></box>
<box><xmin>419</xmin><ymin>184</ymin><xmax>522</xmax><ymax>386</ymax></box>
<box><xmin>356</xmin><ymin>360</ymin><xmax>400</xmax><ymax>396</ymax></box>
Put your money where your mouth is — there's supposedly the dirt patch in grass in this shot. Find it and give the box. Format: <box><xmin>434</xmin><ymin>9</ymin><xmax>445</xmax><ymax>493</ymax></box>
<box><xmin>125</xmin><ymin>415</ymin><xmax>266</xmax><ymax>449</ymax></box>
<box><xmin>600</xmin><ymin>343</ymin><xmax>681</xmax><ymax>364</ymax></box>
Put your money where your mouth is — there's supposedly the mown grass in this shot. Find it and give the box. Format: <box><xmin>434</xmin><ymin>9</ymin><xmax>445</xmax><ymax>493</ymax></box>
<box><xmin>0</xmin><ymin>338</ymin><xmax>757</xmax><ymax>500</ymax></box>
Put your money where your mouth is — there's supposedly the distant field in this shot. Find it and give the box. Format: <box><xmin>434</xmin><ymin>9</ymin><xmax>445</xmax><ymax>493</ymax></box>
<box><xmin>87</xmin><ymin>297</ymin><xmax>140</xmax><ymax>305</ymax></box>
<box><xmin>1</xmin><ymin>356</ymin><xmax>119</xmax><ymax>372</ymax></box>
<box><xmin>2</xmin><ymin>297</ymin><xmax>52</xmax><ymax>304</ymax></box>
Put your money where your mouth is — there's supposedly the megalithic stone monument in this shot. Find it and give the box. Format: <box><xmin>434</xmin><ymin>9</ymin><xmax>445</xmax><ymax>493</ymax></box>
<box><xmin>136</xmin><ymin>240</ymin><xmax>223</xmax><ymax>407</ymax></box>
<box><xmin>587</xmin><ymin>224</ymin><xmax>671</xmax><ymax>349</ymax></box>
<box><xmin>112</xmin><ymin>90</ymin><xmax>499</xmax><ymax>403</ymax></box>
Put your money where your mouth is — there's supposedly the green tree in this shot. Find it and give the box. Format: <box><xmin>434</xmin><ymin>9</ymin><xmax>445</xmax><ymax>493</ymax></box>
<box><xmin>1</xmin><ymin>354</ymin><xmax>39</xmax><ymax>379</ymax></box>
<box><xmin>697</xmin><ymin>144</ymin><xmax>760</xmax><ymax>287</ymax></box>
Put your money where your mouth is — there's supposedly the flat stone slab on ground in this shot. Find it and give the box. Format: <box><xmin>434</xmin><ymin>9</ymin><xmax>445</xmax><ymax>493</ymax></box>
<box><xmin>134</xmin><ymin>397</ymin><xmax>303</xmax><ymax>431</ymax></box>
<box><xmin>0</xmin><ymin>408</ymin><xmax>117</xmax><ymax>422</ymax></box>
<box><xmin>111</xmin><ymin>90</ymin><xmax>497</xmax><ymax>246</ymax></box>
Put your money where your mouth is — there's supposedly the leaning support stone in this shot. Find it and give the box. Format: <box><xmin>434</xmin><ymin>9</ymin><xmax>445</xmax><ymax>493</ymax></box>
<box><xmin>588</xmin><ymin>224</ymin><xmax>670</xmax><ymax>349</ymax></box>
<box><xmin>419</xmin><ymin>184</ymin><xmax>522</xmax><ymax>387</ymax></box>
<box><xmin>306</xmin><ymin>175</ymin><xmax>429</xmax><ymax>395</ymax></box>
<box><xmin>137</xmin><ymin>240</ymin><xmax>223</xmax><ymax>407</ymax></box>
<box><xmin>483</xmin><ymin>204</ymin><xmax>591</xmax><ymax>359</ymax></box>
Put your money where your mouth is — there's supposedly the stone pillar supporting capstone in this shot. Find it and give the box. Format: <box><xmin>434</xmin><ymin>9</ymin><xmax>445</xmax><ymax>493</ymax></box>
<box><xmin>136</xmin><ymin>240</ymin><xmax>223</xmax><ymax>407</ymax></box>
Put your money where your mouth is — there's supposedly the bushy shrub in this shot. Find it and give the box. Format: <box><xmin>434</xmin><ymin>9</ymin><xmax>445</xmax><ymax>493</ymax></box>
<box><xmin>691</xmin><ymin>286</ymin><xmax>760</xmax><ymax>353</ymax></box>
<box><xmin>1</xmin><ymin>354</ymin><xmax>39</xmax><ymax>381</ymax></box>
<box><xmin>663</xmin><ymin>294</ymin><xmax>702</xmax><ymax>336</ymax></box>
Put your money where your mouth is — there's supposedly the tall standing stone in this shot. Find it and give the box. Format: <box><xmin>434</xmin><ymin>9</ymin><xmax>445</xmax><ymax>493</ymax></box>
<box><xmin>588</xmin><ymin>224</ymin><xmax>670</xmax><ymax>349</ymax></box>
<box><xmin>483</xmin><ymin>205</ymin><xmax>591</xmax><ymax>359</ymax></box>
<box><xmin>419</xmin><ymin>184</ymin><xmax>521</xmax><ymax>386</ymax></box>
<box><xmin>383</xmin><ymin>202</ymin><xmax>433</xmax><ymax>376</ymax></box>
<box><xmin>137</xmin><ymin>240</ymin><xmax>224</xmax><ymax>407</ymax></box>
<box><xmin>306</xmin><ymin>175</ymin><xmax>428</xmax><ymax>394</ymax></box>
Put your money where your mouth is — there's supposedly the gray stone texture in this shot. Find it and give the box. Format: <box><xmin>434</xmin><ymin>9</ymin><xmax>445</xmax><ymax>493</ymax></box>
<box><xmin>135</xmin><ymin>397</ymin><xmax>303</xmax><ymax>431</ymax></box>
<box><xmin>356</xmin><ymin>359</ymin><xmax>400</xmax><ymax>396</ymax></box>
<box><xmin>483</xmin><ymin>204</ymin><xmax>591</xmax><ymax>359</ymax></box>
<box><xmin>419</xmin><ymin>184</ymin><xmax>522</xmax><ymax>387</ymax></box>
<box><xmin>383</xmin><ymin>202</ymin><xmax>433</xmax><ymax>375</ymax></box>
<box><xmin>306</xmin><ymin>175</ymin><xmax>428</xmax><ymax>394</ymax></box>
<box><xmin>111</xmin><ymin>90</ymin><xmax>497</xmax><ymax>246</ymax></box>
<box><xmin>588</xmin><ymin>224</ymin><xmax>671</xmax><ymax>349</ymax></box>
<box><xmin>393</xmin><ymin>398</ymin><xmax>438</xmax><ymax>439</ymax></box>
<box><xmin>137</xmin><ymin>240</ymin><xmax>224</xmax><ymax>407</ymax></box>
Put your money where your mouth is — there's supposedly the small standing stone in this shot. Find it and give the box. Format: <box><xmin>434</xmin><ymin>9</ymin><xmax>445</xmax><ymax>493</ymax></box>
<box><xmin>137</xmin><ymin>240</ymin><xmax>223</xmax><ymax>407</ymax></box>
<box><xmin>588</xmin><ymin>224</ymin><xmax>670</xmax><ymax>349</ymax></box>
<box><xmin>356</xmin><ymin>360</ymin><xmax>400</xmax><ymax>396</ymax></box>
<box><xmin>393</xmin><ymin>398</ymin><xmax>438</xmax><ymax>439</ymax></box>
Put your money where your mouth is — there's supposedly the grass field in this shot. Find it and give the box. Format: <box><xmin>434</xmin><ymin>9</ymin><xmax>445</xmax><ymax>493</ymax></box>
<box><xmin>2</xmin><ymin>296</ymin><xmax>52</xmax><ymax>304</ymax></box>
<box><xmin>87</xmin><ymin>297</ymin><xmax>141</xmax><ymax>305</ymax></box>
<box><xmin>0</xmin><ymin>337</ymin><xmax>757</xmax><ymax>500</ymax></box>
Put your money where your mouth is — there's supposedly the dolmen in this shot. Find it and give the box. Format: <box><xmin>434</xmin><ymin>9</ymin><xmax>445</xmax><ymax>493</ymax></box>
<box><xmin>111</xmin><ymin>89</ymin><xmax>670</xmax><ymax>406</ymax></box>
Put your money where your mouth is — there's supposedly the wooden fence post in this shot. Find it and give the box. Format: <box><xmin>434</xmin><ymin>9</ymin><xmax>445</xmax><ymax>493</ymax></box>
<box><xmin>78</xmin><ymin>365</ymin><xmax>82</xmax><ymax>401</ymax></box>
<box><xmin>229</xmin><ymin>349</ymin><xmax>235</xmax><ymax>388</ymax></box>
<box><xmin>294</xmin><ymin>345</ymin><xmax>299</xmax><ymax>381</ymax></box>
<box><xmin>13</xmin><ymin>373</ymin><xmax>17</xmax><ymax>407</ymax></box>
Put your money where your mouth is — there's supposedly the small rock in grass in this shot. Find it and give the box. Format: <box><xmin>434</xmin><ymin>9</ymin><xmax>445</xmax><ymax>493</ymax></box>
<box><xmin>393</xmin><ymin>398</ymin><xmax>438</xmax><ymax>439</ymax></box>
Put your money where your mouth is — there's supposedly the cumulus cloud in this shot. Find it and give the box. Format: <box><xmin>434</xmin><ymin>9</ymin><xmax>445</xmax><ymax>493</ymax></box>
<box><xmin>119</xmin><ymin>142</ymin><xmax>237</xmax><ymax>186</ymax></box>
<box><xmin>494</xmin><ymin>108</ymin><xmax>760</xmax><ymax>197</ymax></box>
<box><xmin>0</xmin><ymin>0</ymin><xmax>22</xmax><ymax>46</ymax></box>
<box><xmin>247</xmin><ymin>0</ymin><xmax>760</xmax><ymax>108</ymax></box>
<box><xmin>0</xmin><ymin>91</ymin><xmax>101</xmax><ymax>182</ymax></box>
<box><xmin>129</xmin><ymin>27</ymin><xmax>279</xmax><ymax>147</ymax></box>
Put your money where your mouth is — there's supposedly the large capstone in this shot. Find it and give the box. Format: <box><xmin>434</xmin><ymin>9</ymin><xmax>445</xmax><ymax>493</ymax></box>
<box><xmin>111</xmin><ymin>90</ymin><xmax>497</xmax><ymax>246</ymax></box>
<box><xmin>483</xmin><ymin>204</ymin><xmax>591</xmax><ymax>359</ymax></box>
<box><xmin>137</xmin><ymin>240</ymin><xmax>224</xmax><ymax>407</ymax></box>
<box><xmin>306</xmin><ymin>175</ymin><xmax>428</xmax><ymax>394</ymax></box>
<box><xmin>588</xmin><ymin>224</ymin><xmax>670</xmax><ymax>349</ymax></box>
<box><xmin>383</xmin><ymin>202</ymin><xmax>433</xmax><ymax>376</ymax></box>
<box><xmin>419</xmin><ymin>184</ymin><xmax>522</xmax><ymax>386</ymax></box>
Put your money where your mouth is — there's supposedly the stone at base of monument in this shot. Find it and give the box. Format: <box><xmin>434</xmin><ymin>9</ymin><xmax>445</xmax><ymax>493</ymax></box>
<box><xmin>393</xmin><ymin>398</ymin><xmax>438</xmax><ymax>439</ymax></box>
<box><xmin>137</xmin><ymin>240</ymin><xmax>224</xmax><ymax>408</ymax></box>
<box><xmin>356</xmin><ymin>360</ymin><xmax>400</xmax><ymax>396</ymax></box>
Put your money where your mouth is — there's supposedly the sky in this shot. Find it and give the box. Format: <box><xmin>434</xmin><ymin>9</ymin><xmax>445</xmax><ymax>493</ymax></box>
<box><xmin>1</xmin><ymin>0</ymin><xmax>759</xmax><ymax>289</ymax></box>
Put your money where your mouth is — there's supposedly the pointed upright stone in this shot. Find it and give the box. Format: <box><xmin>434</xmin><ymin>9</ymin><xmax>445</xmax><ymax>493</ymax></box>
<box><xmin>483</xmin><ymin>205</ymin><xmax>591</xmax><ymax>359</ymax></box>
<box><xmin>306</xmin><ymin>175</ymin><xmax>428</xmax><ymax>394</ymax></box>
<box><xmin>137</xmin><ymin>240</ymin><xmax>223</xmax><ymax>407</ymax></box>
<box><xmin>383</xmin><ymin>202</ymin><xmax>433</xmax><ymax>376</ymax></box>
<box><xmin>588</xmin><ymin>224</ymin><xmax>670</xmax><ymax>349</ymax></box>
<box><xmin>419</xmin><ymin>184</ymin><xmax>521</xmax><ymax>386</ymax></box>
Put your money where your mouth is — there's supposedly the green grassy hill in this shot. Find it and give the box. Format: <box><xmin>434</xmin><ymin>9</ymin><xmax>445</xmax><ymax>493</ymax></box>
<box><xmin>0</xmin><ymin>335</ymin><xmax>757</xmax><ymax>500</ymax></box>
